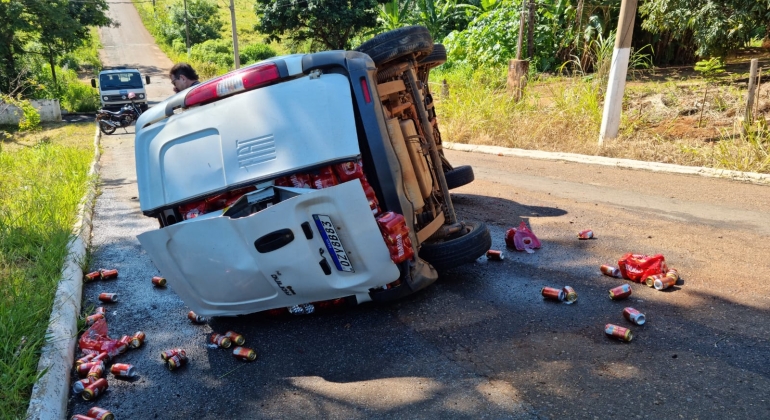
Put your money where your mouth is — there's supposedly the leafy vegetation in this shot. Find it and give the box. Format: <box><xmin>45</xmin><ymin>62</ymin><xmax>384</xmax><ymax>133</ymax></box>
<box><xmin>0</xmin><ymin>123</ymin><xmax>95</xmax><ymax>419</ymax></box>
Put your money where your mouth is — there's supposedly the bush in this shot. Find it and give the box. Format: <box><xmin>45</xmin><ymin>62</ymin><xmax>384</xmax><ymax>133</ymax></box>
<box><xmin>0</xmin><ymin>94</ymin><xmax>41</xmax><ymax>131</ymax></box>
<box><xmin>240</xmin><ymin>43</ymin><xmax>277</xmax><ymax>65</ymax></box>
<box><xmin>191</xmin><ymin>39</ymin><xmax>234</xmax><ymax>68</ymax></box>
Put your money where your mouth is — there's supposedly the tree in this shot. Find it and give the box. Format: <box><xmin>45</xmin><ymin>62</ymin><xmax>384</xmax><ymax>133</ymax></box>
<box><xmin>254</xmin><ymin>0</ymin><xmax>382</xmax><ymax>51</ymax></box>
<box><xmin>640</xmin><ymin>0</ymin><xmax>770</xmax><ymax>57</ymax></box>
<box><xmin>0</xmin><ymin>0</ymin><xmax>36</xmax><ymax>94</ymax></box>
<box><xmin>166</xmin><ymin>0</ymin><xmax>223</xmax><ymax>47</ymax></box>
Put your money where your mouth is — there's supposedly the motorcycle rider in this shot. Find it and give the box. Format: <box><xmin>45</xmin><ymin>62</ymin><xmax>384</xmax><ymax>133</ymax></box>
<box><xmin>169</xmin><ymin>63</ymin><xmax>200</xmax><ymax>93</ymax></box>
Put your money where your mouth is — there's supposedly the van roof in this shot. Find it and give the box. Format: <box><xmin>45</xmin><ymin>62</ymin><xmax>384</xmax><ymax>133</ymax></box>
<box><xmin>100</xmin><ymin>67</ymin><xmax>141</xmax><ymax>74</ymax></box>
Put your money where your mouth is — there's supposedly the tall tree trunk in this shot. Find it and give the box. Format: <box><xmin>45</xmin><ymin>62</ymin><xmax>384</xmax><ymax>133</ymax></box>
<box><xmin>48</xmin><ymin>48</ymin><xmax>57</xmax><ymax>89</ymax></box>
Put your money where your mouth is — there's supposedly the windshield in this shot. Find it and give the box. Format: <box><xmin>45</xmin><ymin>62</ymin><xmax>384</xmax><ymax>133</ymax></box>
<box><xmin>99</xmin><ymin>72</ymin><xmax>144</xmax><ymax>90</ymax></box>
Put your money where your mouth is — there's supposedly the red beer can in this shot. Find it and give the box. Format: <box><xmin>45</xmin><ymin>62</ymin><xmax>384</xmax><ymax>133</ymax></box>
<box><xmin>70</xmin><ymin>415</ymin><xmax>98</xmax><ymax>420</ymax></box>
<box><xmin>577</xmin><ymin>229</ymin><xmax>594</xmax><ymax>239</ymax></box>
<box><xmin>82</xmin><ymin>377</ymin><xmax>108</xmax><ymax>401</ymax></box>
<box><xmin>84</xmin><ymin>271</ymin><xmax>102</xmax><ymax>282</ymax></box>
<box><xmin>167</xmin><ymin>354</ymin><xmax>188</xmax><ymax>371</ymax></box>
<box><xmin>151</xmin><ymin>276</ymin><xmax>167</xmax><ymax>287</ymax></box>
<box><xmin>92</xmin><ymin>351</ymin><xmax>110</xmax><ymax>363</ymax></box>
<box><xmin>210</xmin><ymin>333</ymin><xmax>232</xmax><ymax>349</ymax></box>
<box><xmin>600</xmin><ymin>265</ymin><xmax>622</xmax><ymax>278</ymax></box>
<box><xmin>666</xmin><ymin>268</ymin><xmax>680</xmax><ymax>282</ymax></box>
<box><xmin>645</xmin><ymin>273</ymin><xmax>665</xmax><ymax>287</ymax></box>
<box><xmin>654</xmin><ymin>275</ymin><xmax>677</xmax><ymax>290</ymax></box>
<box><xmin>86</xmin><ymin>406</ymin><xmax>115</xmax><ymax>420</ymax></box>
<box><xmin>87</xmin><ymin>363</ymin><xmax>105</xmax><ymax>380</ymax></box>
<box><xmin>232</xmin><ymin>346</ymin><xmax>258</xmax><ymax>361</ymax></box>
<box><xmin>623</xmin><ymin>307</ymin><xmax>646</xmax><ymax>325</ymax></box>
<box><xmin>98</xmin><ymin>293</ymin><xmax>117</xmax><ymax>303</ymax></box>
<box><xmin>562</xmin><ymin>286</ymin><xmax>578</xmax><ymax>304</ymax></box>
<box><xmin>95</xmin><ymin>306</ymin><xmax>106</xmax><ymax>315</ymax></box>
<box><xmin>160</xmin><ymin>348</ymin><xmax>186</xmax><ymax>361</ymax></box>
<box><xmin>486</xmin><ymin>250</ymin><xmax>504</xmax><ymax>260</ymax></box>
<box><xmin>99</xmin><ymin>268</ymin><xmax>118</xmax><ymax>280</ymax></box>
<box><xmin>110</xmin><ymin>363</ymin><xmax>136</xmax><ymax>377</ymax></box>
<box><xmin>85</xmin><ymin>313</ymin><xmax>104</xmax><ymax>326</ymax></box>
<box><xmin>76</xmin><ymin>361</ymin><xmax>103</xmax><ymax>378</ymax></box>
<box><xmin>187</xmin><ymin>310</ymin><xmax>206</xmax><ymax>324</ymax></box>
<box><xmin>541</xmin><ymin>286</ymin><xmax>565</xmax><ymax>302</ymax></box>
<box><xmin>224</xmin><ymin>330</ymin><xmax>245</xmax><ymax>346</ymax></box>
<box><xmin>75</xmin><ymin>354</ymin><xmax>95</xmax><ymax>368</ymax></box>
<box><xmin>130</xmin><ymin>331</ymin><xmax>146</xmax><ymax>349</ymax></box>
<box><xmin>605</xmin><ymin>324</ymin><xmax>633</xmax><ymax>342</ymax></box>
<box><xmin>72</xmin><ymin>377</ymin><xmax>93</xmax><ymax>394</ymax></box>
<box><xmin>608</xmin><ymin>284</ymin><xmax>632</xmax><ymax>300</ymax></box>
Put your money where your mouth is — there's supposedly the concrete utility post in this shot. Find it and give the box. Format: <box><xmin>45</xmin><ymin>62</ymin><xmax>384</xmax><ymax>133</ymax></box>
<box><xmin>598</xmin><ymin>0</ymin><xmax>637</xmax><ymax>145</ymax></box>
<box><xmin>229</xmin><ymin>0</ymin><xmax>240</xmax><ymax>69</ymax></box>
<box><xmin>183</xmin><ymin>0</ymin><xmax>191</xmax><ymax>57</ymax></box>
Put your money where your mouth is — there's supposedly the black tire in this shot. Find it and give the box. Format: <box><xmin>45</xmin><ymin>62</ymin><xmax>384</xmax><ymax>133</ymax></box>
<box><xmin>444</xmin><ymin>165</ymin><xmax>474</xmax><ymax>190</ymax></box>
<box><xmin>99</xmin><ymin>120</ymin><xmax>116</xmax><ymax>135</ymax></box>
<box><xmin>419</xmin><ymin>43</ymin><xmax>446</xmax><ymax>70</ymax></box>
<box><xmin>419</xmin><ymin>221</ymin><xmax>491</xmax><ymax>271</ymax></box>
<box><xmin>355</xmin><ymin>26</ymin><xmax>434</xmax><ymax>67</ymax></box>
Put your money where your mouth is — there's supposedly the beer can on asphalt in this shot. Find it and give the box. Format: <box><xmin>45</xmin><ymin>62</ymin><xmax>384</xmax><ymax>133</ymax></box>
<box><xmin>75</xmin><ymin>354</ymin><xmax>95</xmax><ymax>368</ymax></box>
<box><xmin>99</xmin><ymin>268</ymin><xmax>118</xmax><ymax>280</ymax></box>
<box><xmin>210</xmin><ymin>333</ymin><xmax>232</xmax><ymax>349</ymax></box>
<box><xmin>609</xmin><ymin>284</ymin><xmax>632</xmax><ymax>300</ymax></box>
<box><xmin>224</xmin><ymin>330</ymin><xmax>245</xmax><ymax>346</ymax></box>
<box><xmin>654</xmin><ymin>276</ymin><xmax>677</xmax><ymax>290</ymax></box>
<box><xmin>232</xmin><ymin>346</ymin><xmax>258</xmax><ymax>361</ymax></box>
<box><xmin>577</xmin><ymin>230</ymin><xmax>594</xmax><ymax>239</ymax></box>
<box><xmin>86</xmin><ymin>406</ymin><xmax>115</xmax><ymax>420</ymax></box>
<box><xmin>486</xmin><ymin>250</ymin><xmax>504</xmax><ymax>260</ymax></box>
<box><xmin>110</xmin><ymin>363</ymin><xmax>136</xmax><ymax>378</ymax></box>
<box><xmin>541</xmin><ymin>287</ymin><xmax>565</xmax><ymax>302</ymax></box>
<box><xmin>82</xmin><ymin>377</ymin><xmax>108</xmax><ymax>401</ymax></box>
<box><xmin>167</xmin><ymin>354</ymin><xmax>188</xmax><ymax>371</ymax></box>
<box><xmin>84</xmin><ymin>271</ymin><xmax>101</xmax><ymax>282</ymax></box>
<box><xmin>160</xmin><ymin>348</ymin><xmax>186</xmax><ymax>361</ymax></box>
<box><xmin>98</xmin><ymin>293</ymin><xmax>117</xmax><ymax>303</ymax></box>
<box><xmin>187</xmin><ymin>310</ymin><xmax>206</xmax><ymax>324</ymax></box>
<box><xmin>645</xmin><ymin>273</ymin><xmax>665</xmax><ymax>287</ymax></box>
<box><xmin>562</xmin><ymin>286</ymin><xmax>578</xmax><ymax>304</ymax></box>
<box><xmin>623</xmin><ymin>307</ymin><xmax>646</xmax><ymax>325</ymax></box>
<box><xmin>85</xmin><ymin>313</ymin><xmax>104</xmax><ymax>326</ymax></box>
<box><xmin>92</xmin><ymin>351</ymin><xmax>110</xmax><ymax>363</ymax></box>
<box><xmin>666</xmin><ymin>268</ymin><xmax>680</xmax><ymax>282</ymax></box>
<box><xmin>129</xmin><ymin>331</ymin><xmax>146</xmax><ymax>349</ymax></box>
<box><xmin>95</xmin><ymin>306</ymin><xmax>106</xmax><ymax>315</ymax></box>
<box><xmin>151</xmin><ymin>276</ymin><xmax>167</xmax><ymax>287</ymax></box>
<box><xmin>72</xmin><ymin>378</ymin><xmax>93</xmax><ymax>394</ymax></box>
<box><xmin>77</xmin><ymin>361</ymin><xmax>103</xmax><ymax>378</ymax></box>
<box><xmin>87</xmin><ymin>363</ymin><xmax>105</xmax><ymax>380</ymax></box>
<box><xmin>605</xmin><ymin>324</ymin><xmax>633</xmax><ymax>342</ymax></box>
<box><xmin>70</xmin><ymin>415</ymin><xmax>98</xmax><ymax>420</ymax></box>
<box><xmin>600</xmin><ymin>265</ymin><xmax>622</xmax><ymax>278</ymax></box>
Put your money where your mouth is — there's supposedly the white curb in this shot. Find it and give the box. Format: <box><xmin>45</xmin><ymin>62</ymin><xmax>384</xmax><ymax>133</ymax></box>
<box><xmin>26</xmin><ymin>127</ymin><xmax>101</xmax><ymax>420</ymax></box>
<box><xmin>444</xmin><ymin>142</ymin><xmax>770</xmax><ymax>185</ymax></box>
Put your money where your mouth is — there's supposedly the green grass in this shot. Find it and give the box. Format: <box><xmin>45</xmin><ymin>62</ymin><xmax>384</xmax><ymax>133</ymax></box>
<box><xmin>0</xmin><ymin>123</ymin><xmax>95</xmax><ymax>419</ymax></box>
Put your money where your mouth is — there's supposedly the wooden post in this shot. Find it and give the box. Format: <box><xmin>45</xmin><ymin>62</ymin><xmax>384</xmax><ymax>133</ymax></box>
<box><xmin>527</xmin><ymin>0</ymin><xmax>535</xmax><ymax>59</ymax></box>
<box><xmin>745</xmin><ymin>59</ymin><xmax>758</xmax><ymax>127</ymax></box>
<box><xmin>441</xmin><ymin>79</ymin><xmax>449</xmax><ymax>98</ymax></box>
<box><xmin>516</xmin><ymin>1</ymin><xmax>526</xmax><ymax>60</ymax></box>
<box><xmin>507</xmin><ymin>60</ymin><xmax>529</xmax><ymax>100</ymax></box>
<box><xmin>755</xmin><ymin>67</ymin><xmax>762</xmax><ymax>117</ymax></box>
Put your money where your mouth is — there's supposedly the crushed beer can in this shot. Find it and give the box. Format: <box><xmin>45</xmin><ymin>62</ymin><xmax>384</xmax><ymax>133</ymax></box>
<box><xmin>224</xmin><ymin>330</ymin><xmax>245</xmax><ymax>346</ymax></box>
<box><xmin>166</xmin><ymin>353</ymin><xmax>188</xmax><ymax>371</ymax></box>
<box><xmin>160</xmin><ymin>348</ymin><xmax>186</xmax><ymax>361</ymax></box>
<box><xmin>666</xmin><ymin>268</ymin><xmax>680</xmax><ymax>282</ymax></box>
<box><xmin>84</xmin><ymin>271</ymin><xmax>102</xmax><ymax>283</ymax></box>
<box><xmin>98</xmin><ymin>293</ymin><xmax>117</xmax><ymax>303</ymax></box>
<box><xmin>110</xmin><ymin>363</ymin><xmax>136</xmax><ymax>378</ymax></box>
<box><xmin>99</xmin><ymin>268</ymin><xmax>118</xmax><ymax>280</ymax></box>
<box><xmin>151</xmin><ymin>276</ymin><xmax>167</xmax><ymax>287</ymax></box>
<box><xmin>605</xmin><ymin>324</ymin><xmax>633</xmax><ymax>342</ymax></box>
<box><xmin>82</xmin><ymin>377</ymin><xmax>108</xmax><ymax>400</ymax></box>
<box><xmin>577</xmin><ymin>230</ymin><xmax>594</xmax><ymax>239</ymax></box>
<box><xmin>609</xmin><ymin>284</ymin><xmax>632</xmax><ymax>300</ymax></box>
<box><xmin>645</xmin><ymin>273</ymin><xmax>665</xmax><ymax>287</ymax></box>
<box><xmin>95</xmin><ymin>306</ymin><xmax>106</xmax><ymax>315</ymax></box>
<box><xmin>562</xmin><ymin>286</ymin><xmax>578</xmax><ymax>304</ymax></box>
<box><xmin>187</xmin><ymin>310</ymin><xmax>206</xmax><ymax>324</ymax></box>
<box><xmin>92</xmin><ymin>351</ymin><xmax>110</xmax><ymax>363</ymax></box>
<box><xmin>486</xmin><ymin>250</ymin><xmax>504</xmax><ymax>260</ymax></box>
<box><xmin>541</xmin><ymin>287</ymin><xmax>565</xmax><ymax>302</ymax></box>
<box><xmin>72</xmin><ymin>377</ymin><xmax>94</xmax><ymax>394</ymax></box>
<box><xmin>623</xmin><ymin>307</ymin><xmax>646</xmax><ymax>325</ymax></box>
<box><xmin>86</xmin><ymin>406</ymin><xmax>115</xmax><ymax>420</ymax></box>
<box><xmin>129</xmin><ymin>331</ymin><xmax>145</xmax><ymax>349</ymax></box>
<box><xmin>600</xmin><ymin>265</ymin><xmax>622</xmax><ymax>278</ymax></box>
<box><xmin>232</xmin><ymin>346</ymin><xmax>258</xmax><ymax>361</ymax></box>
<box><xmin>210</xmin><ymin>333</ymin><xmax>232</xmax><ymax>349</ymax></box>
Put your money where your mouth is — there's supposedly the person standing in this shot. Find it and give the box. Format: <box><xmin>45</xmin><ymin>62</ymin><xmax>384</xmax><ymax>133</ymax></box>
<box><xmin>169</xmin><ymin>63</ymin><xmax>200</xmax><ymax>93</ymax></box>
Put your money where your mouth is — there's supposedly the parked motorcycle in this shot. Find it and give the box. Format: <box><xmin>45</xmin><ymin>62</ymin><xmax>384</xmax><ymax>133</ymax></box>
<box><xmin>96</xmin><ymin>92</ymin><xmax>143</xmax><ymax>135</ymax></box>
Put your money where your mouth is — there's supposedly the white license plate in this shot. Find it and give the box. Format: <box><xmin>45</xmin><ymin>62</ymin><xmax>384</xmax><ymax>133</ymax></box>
<box><xmin>313</xmin><ymin>214</ymin><xmax>354</xmax><ymax>272</ymax></box>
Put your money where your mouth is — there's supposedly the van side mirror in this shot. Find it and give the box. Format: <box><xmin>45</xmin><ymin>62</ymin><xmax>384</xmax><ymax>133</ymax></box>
<box><xmin>91</xmin><ymin>79</ymin><xmax>96</xmax><ymax>88</ymax></box>
<box><xmin>145</xmin><ymin>76</ymin><xmax>151</xmax><ymax>85</ymax></box>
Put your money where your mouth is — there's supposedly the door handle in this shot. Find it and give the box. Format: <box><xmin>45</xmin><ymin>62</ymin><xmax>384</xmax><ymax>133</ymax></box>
<box><xmin>254</xmin><ymin>229</ymin><xmax>294</xmax><ymax>253</ymax></box>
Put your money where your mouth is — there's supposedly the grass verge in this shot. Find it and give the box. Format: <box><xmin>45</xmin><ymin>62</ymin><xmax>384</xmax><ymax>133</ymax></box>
<box><xmin>0</xmin><ymin>123</ymin><xmax>95</xmax><ymax>419</ymax></box>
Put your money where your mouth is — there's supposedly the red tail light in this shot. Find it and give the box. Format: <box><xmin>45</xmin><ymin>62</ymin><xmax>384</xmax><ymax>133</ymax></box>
<box><xmin>184</xmin><ymin>62</ymin><xmax>280</xmax><ymax>107</ymax></box>
<box><xmin>360</xmin><ymin>77</ymin><xmax>372</xmax><ymax>103</ymax></box>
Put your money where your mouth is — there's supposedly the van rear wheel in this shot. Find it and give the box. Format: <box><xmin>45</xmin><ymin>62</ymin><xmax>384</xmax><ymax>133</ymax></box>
<box><xmin>356</xmin><ymin>26</ymin><xmax>434</xmax><ymax>67</ymax></box>
<box><xmin>419</xmin><ymin>222</ymin><xmax>491</xmax><ymax>271</ymax></box>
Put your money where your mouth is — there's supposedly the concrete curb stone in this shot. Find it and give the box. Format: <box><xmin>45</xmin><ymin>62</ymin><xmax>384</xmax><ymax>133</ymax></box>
<box><xmin>444</xmin><ymin>142</ymin><xmax>770</xmax><ymax>186</ymax></box>
<box><xmin>25</xmin><ymin>127</ymin><xmax>101</xmax><ymax>420</ymax></box>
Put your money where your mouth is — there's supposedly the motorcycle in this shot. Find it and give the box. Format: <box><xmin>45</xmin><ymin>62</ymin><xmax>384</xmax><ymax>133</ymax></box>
<box><xmin>96</xmin><ymin>92</ymin><xmax>143</xmax><ymax>135</ymax></box>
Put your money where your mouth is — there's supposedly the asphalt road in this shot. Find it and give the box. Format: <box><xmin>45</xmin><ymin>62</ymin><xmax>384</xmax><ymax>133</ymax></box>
<box><xmin>68</xmin><ymin>1</ymin><xmax>770</xmax><ymax>418</ymax></box>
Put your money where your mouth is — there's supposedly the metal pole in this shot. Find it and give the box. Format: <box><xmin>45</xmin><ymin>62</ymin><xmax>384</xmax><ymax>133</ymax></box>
<box><xmin>183</xmin><ymin>0</ymin><xmax>191</xmax><ymax>58</ymax></box>
<box><xmin>598</xmin><ymin>0</ymin><xmax>637</xmax><ymax>145</ymax></box>
<box><xmin>229</xmin><ymin>0</ymin><xmax>240</xmax><ymax>69</ymax></box>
